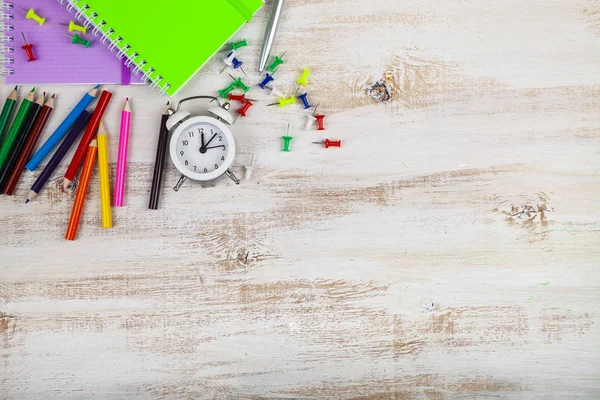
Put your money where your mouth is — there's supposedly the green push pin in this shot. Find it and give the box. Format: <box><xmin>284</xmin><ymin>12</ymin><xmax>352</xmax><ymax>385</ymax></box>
<box><xmin>282</xmin><ymin>124</ymin><xmax>293</xmax><ymax>152</ymax></box>
<box><xmin>229</xmin><ymin>75</ymin><xmax>251</xmax><ymax>93</ymax></box>
<box><xmin>231</xmin><ymin>38</ymin><xmax>248</xmax><ymax>51</ymax></box>
<box><xmin>267</xmin><ymin>56</ymin><xmax>284</xmax><ymax>73</ymax></box>
<box><xmin>62</xmin><ymin>33</ymin><xmax>91</xmax><ymax>48</ymax></box>
<box><xmin>218</xmin><ymin>83</ymin><xmax>236</xmax><ymax>98</ymax></box>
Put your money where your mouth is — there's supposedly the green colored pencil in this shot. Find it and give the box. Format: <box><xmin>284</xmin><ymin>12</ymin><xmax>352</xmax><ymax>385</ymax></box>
<box><xmin>0</xmin><ymin>87</ymin><xmax>35</xmax><ymax>171</ymax></box>
<box><xmin>0</xmin><ymin>86</ymin><xmax>18</xmax><ymax>147</ymax></box>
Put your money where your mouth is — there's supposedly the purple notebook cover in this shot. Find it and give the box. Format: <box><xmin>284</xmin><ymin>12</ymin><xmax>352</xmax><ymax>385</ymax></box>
<box><xmin>4</xmin><ymin>0</ymin><xmax>143</xmax><ymax>85</ymax></box>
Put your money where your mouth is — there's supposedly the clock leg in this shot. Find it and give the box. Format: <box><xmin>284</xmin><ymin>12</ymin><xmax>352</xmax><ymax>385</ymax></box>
<box><xmin>173</xmin><ymin>174</ymin><xmax>187</xmax><ymax>191</ymax></box>
<box><xmin>225</xmin><ymin>170</ymin><xmax>240</xmax><ymax>185</ymax></box>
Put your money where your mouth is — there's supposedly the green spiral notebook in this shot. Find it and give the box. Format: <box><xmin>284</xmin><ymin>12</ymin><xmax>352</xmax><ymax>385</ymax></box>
<box><xmin>60</xmin><ymin>0</ymin><xmax>263</xmax><ymax>96</ymax></box>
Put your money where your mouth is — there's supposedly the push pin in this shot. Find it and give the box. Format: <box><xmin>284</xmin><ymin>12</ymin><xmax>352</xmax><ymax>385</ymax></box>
<box><xmin>220</xmin><ymin>51</ymin><xmax>236</xmax><ymax>73</ymax></box>
<box><xmin>231</xmin><ymin>38</ymin><xmax>248</xmax><ymax>51</ymax></box>
<box><xmin>218</xmin><ymin>83</ymin><xmax>236</xmax><ymax>98</ymax></box>
<box><xmin>313</xmin><ymin>139</ymin><xmax>341</xmax><ymax>148</ymax></box>
<box><xmin>281</xmin><ymin>123</ymin><xmax>293</xmax><ymax>152</ymax></box>
<box><xmin>228</xmin><ymin>74</ymin><xmax>251</xmax><ymax>93</ymax></box>
<box><xmin>18</xmin><ymin>6</ymin><xmax>45</xmax><ymax>26</ymax></box>
<box><xmin>258</xmin><ymin>73</ymin><xmax>275</xmax><ymax>90</ymax></box>
<box><xmin>315</xmin><ymin>114</ymin><xmax>326</xmax><ymax>130</ymax></box>
<box><xmin>305</xmin><ymin>115</ymin><xmax>317</xmax><ymax>130</ymax></box>
<box><xmin>20</xmin><ymin>33</ymin><xmax>36</xmax><ymax>62</ymax></box>
<box><xmin>267</xmin><ymin>97</ymin><xmax>295</xmax><ymax>108</ymax></box>
<box><xmin>62</xmin><ymin>33</ymin><xmax>91</xmax><ymax>48</ymax></box>
<box><xmin>266</xmin><ymin>86</ymin><xmax>286</xmax><ymax>98</ymax></box>
<box><xmin>297</xmin><ymin>93</ymin><xmax>312</xmax><ymax>110</ymax></box>
<box><xmin>228</xmin><ymin>93</ymin><xmax>256</xmax><ymax>103</ymax></box>
<box><xmin>295</xmin><ymin>68</ymin><xmax>311</xmax><ymax>93</ymax></box>
<box><xmin>231</xmin><ymin>57</ymin><xmax>247</xmax><ymax>76</ymax></box>
<box><xmin>237</xmin><ymin>100</ymin><xmax>254</xmax><ymax>117</ymax></box>
<box><xmin>60</xmin><ymin>21</ymin><xmax>87</xmax><ymax>34</ymax></box>
<box><xmin>267</xmin><ymin>50</ymin><xmax>287</xmax><ymax>73</ymax></box>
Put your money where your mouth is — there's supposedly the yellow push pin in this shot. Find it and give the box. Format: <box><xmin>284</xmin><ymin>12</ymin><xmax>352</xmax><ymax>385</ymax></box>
<box><xmin>17</xmin><ymin>6</ymin><xmax>45</xmax><ymax>26</ymax></box>
<box><xmin>60</xmin><ymin>21</ymin><xmax>87</xmax><ymax>35</ymax></box>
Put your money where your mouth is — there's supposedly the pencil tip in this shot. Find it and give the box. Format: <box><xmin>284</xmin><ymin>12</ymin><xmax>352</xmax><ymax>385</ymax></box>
<box><xmin>25</xmin><ymin>199</ymin><xmax>29</xmax><ymax>204</ymax></box>
<box><xmin>30</xmin><ymin>87</ymin><xmax>35</xmax><ymax>92</ymax></box>
<box><xmin>166</xmin><ymin>101</ymin><xmax>170</xmax><ymax>105</ymax></box>
<box><xmin>126</xmin><ymin>97</ymin><xmax>129</xmax><ymax>101</ymax></box>
<box><xmin>14</xmin><ymin>85</ymin><xmax>18</xmax><ymax>91</ymax></box>
<box><xmin>94</xmin><ymin>84</ymin><xmax>101</xmax><ymax>89</ymax></box>
<box><xmin>51</xmin><ymin>93</ymin><xmax>55</xmax><ymax>98</ymax></box>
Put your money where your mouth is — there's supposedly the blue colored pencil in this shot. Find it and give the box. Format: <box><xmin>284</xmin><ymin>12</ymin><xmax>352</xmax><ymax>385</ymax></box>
<box><xmin>25</xmin><ymin>85</ymin><xmax>99</xmax><ymax>171</ymax></box>
<box><xmin>26</xmin><ymin>110</ymin><xmax>91</xmax><ymax>203</ymax></box>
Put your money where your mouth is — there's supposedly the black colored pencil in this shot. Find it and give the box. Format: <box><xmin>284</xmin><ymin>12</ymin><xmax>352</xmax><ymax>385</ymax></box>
<box><xmin>148</xmin><ymin>103</ymin><xmax>170</xmax><ymax>210</ymax></box>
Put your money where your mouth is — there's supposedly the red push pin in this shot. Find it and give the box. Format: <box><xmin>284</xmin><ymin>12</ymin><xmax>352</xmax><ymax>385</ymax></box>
<box><xmin>314</xmin><ymin>114</ymin><xmax>326</xmax><ymax>130</ymax></box>
<box><xmin>228</xmin><ymin>93</ymin><xmax>256</xmax><ymax>104</ymax></box>
<box><xmin>313</xmin><ymin>139</ymin><xmax>341</xmax><ymax>149</ymax></box>
<box><xmin>21</xmin><ymin>33</ymin><xmax>36</xmax><ymax>62</ymax></box>
<box><xmin>237</xmin><ymin>100</ymin><xmax>254</xmax><ymax>117</ymax></box>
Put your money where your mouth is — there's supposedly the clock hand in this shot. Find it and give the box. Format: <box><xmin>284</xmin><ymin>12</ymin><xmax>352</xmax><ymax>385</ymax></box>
<box><xmin>204</xmin><ymin>133</ymin><xmax>218</xmax><ymax>148</ymax></box>
<box><xmin>201</xmin><ymin>132</ymin><xmax>205</xmax><ymax>149</ymax></box>
<box><xmin>205</xmin><ymin>145</ymin><xmax>226</xmax><ymax>150</ymax></box>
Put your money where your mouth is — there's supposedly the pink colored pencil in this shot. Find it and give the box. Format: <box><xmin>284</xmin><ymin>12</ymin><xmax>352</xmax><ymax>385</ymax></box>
<box><xmin>114</xmin><ymin>98</ymin><xmax>131</xmax><ymax>207</ymax></box>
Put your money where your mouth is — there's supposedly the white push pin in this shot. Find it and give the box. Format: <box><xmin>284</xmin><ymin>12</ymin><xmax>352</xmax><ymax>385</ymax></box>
<box><xmin>266</xmin><ymin>85</ymin><xmax>285</xmax><ymax>98</ymax></box>
<box><xmin>220</xmin><ymin>51</ymin><xmax>236</xmax><ymax>74</ymax></box>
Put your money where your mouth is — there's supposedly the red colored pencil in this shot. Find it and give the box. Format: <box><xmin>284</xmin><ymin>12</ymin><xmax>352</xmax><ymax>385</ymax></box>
<box><xmin>3</xmin><ymin>94</ymin><xmax>55</xmax><ymax>195</ymax></box>
<box><xmin>65</xmin><ymin>139</ymin><xmax>97</xmax><ymax>241</ymax></box>
<box><xmin>63</xmin><ymin>90</ymin><xmax>112</xmax><ymax>190</ymax></box>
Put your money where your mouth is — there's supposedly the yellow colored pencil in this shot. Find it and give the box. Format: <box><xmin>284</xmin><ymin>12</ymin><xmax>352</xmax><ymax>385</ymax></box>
<box><xmin>97</xmin><ymin>122</ymin><xmax>112</xmax><ymax>229</ymax></box>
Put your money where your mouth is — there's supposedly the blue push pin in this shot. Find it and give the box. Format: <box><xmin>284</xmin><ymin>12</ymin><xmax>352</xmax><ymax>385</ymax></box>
<box><xmin>231</xmin><ymin>57</ymin><xmax>246</xmax><ymax>76</ymax></box>
<box><xmin>298</xmin><ymin>92</ymin><xmax>312</xmax><ymax>109</ymax></box>
<box><xmin>258</xmin><ymin>73</ymin><xmax>275</xmax><ymax>90</ymax></box>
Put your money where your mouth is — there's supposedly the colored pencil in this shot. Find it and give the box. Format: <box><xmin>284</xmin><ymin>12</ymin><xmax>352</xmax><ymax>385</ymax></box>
<box><xmin>63</xmin><ymin>90</ymin><xmax>112</xmax><ymax>190</ymax></box>
<box><xmin>0</xmin><ymin>94</ymin><xmax>43</xmax><ymax>193</ymax></box>
<box><xmin>26</xmin><ymin>84</ymin><xmax>99</xmax><ymax>171</ymax></box>
<box><xmin>65</xmin><ymin>139</ymin><xmax>97</xmax><ymax>241</ymax></box>
<box><xmin>114</xmin><ymin>98</ymin><xmax>131</xmax><ymax>207</ymax></box>
<box><xmin>26</xmin><ymin>111</ymin><xmax>91</xmax><ymax>203</ymax></box>
<box><xmin>149</xmin><ymin>102</ymin><xmax>170</xmax><ymax>210</ymax></box>
<box><xmin>0</xmin><ymin>88</ymin><xmax>35</xmax><ymax>171</ymax></box>
<box><xmin>0</xmin><ymin>86</ymin><xmax>18</xmax><ymax>147</ymax></box>
<box><xmin>3</xmin><ymin>94</ymin><xmax>55</xmax><ymax>196</ymax></box>
<box><xmin>97</xmin><ymin>122</ymin><xmax>112</xmax><ymax>228</ymax></box>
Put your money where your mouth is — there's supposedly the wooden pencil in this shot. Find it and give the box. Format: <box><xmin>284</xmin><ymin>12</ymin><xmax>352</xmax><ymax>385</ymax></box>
<box><xmin>3</xmin><ymin>94</ymin><xmax>54</xmax><ymax>196</ymax></box>
<box><xmin>0</xmin><ymin>93</ymin><xmax>43</xmax><ymax>193</ymax></box>
<box><xmin>97</xmin><ymin>122</ymin><xmax>112</xmax><ymax>228</ymax></box>
<box><xmin>0</xmin><ymin>87</ymin><xmax>35</xmax><ymax>171</ymax></box>
<box><xmin>65</xmin><ymin>139</ymin><xmax>97</xmax><ymax>241</ymax></box>
<box><xmin>149</xmin><ymin>102</ymin><xmax>170</xmax><ymax>210</ymax></box>
<box><xmin>63</xmin><ymin>90</ymin><xmax>112</xmax><ymax>190</ymax></box>
<box><xmin>0</xmin><ymin>86</ymin><xmax>18</xmax><ymax>147</ymax></box>
<box><xmin>26</xmin><ymin>111</ymin><xmax>91</xmax><ymax>203</ymax></box>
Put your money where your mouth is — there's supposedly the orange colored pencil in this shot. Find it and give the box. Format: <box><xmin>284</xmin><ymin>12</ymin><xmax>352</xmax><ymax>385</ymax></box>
<box><xmin>65</xmin><ymin>139</ymin><xmax>97</xmax><ymax>241</ymax></box>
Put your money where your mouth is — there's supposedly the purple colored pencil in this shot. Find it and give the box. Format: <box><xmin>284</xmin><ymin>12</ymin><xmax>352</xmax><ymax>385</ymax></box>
<box><xmin>26</xmin><ymin>110</ymin><xmax>91</xmax><ymax>203</ymax></box>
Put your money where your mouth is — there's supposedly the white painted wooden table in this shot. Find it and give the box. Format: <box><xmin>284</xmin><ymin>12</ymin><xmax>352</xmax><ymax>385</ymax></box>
<box><xmin>1</xmin><ymin>0</ymin><xmax>599</xmax><ymax>398</ymax></box>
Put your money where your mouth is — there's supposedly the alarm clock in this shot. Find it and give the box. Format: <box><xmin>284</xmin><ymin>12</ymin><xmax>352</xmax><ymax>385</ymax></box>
<box><xmin>166</xmin><ymin>96</ymin><xmax>240</xmax><ymax>191</ymax></box>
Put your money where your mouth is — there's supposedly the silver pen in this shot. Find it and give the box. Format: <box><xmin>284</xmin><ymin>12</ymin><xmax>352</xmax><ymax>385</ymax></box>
<box><xmin>258</xmin><ymin>0</ymin><xmax>285</xmax><ymax>73</ymax></box>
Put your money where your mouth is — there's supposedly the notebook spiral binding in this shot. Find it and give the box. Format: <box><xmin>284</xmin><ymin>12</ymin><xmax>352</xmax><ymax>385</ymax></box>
<box><xmin>1</xmin><ymin>3</ymin><xmax>15</xmax><ymax>77</ymax></box>
<box><xmin>57</xmin><ymin>0</ymin><xmax>171</xmax><ymax>96</ymax></box>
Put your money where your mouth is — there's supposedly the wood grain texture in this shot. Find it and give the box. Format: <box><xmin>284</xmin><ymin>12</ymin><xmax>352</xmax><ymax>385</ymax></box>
<box><xmin>1</xmin><ymin>0</ymin><xmax>600</xmax><ymax>398</ymax></box>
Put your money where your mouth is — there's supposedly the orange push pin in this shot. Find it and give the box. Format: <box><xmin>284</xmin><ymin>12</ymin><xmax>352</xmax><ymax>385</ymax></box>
<box><xmin>17</xmin><ymin>6</ymin><xmax>45</xmax><ymax>26</ymax></box>
<box><xmin>20</xmin><ymin>33</ymin><xmax>36</xmax><ymax>62</ymax></box>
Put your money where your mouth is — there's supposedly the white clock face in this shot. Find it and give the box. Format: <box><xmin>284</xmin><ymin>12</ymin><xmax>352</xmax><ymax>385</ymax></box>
<box><xmin>169</xmin><ymin>116</ymin><xmax>236</xmax><ymax>181</ymax></box>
